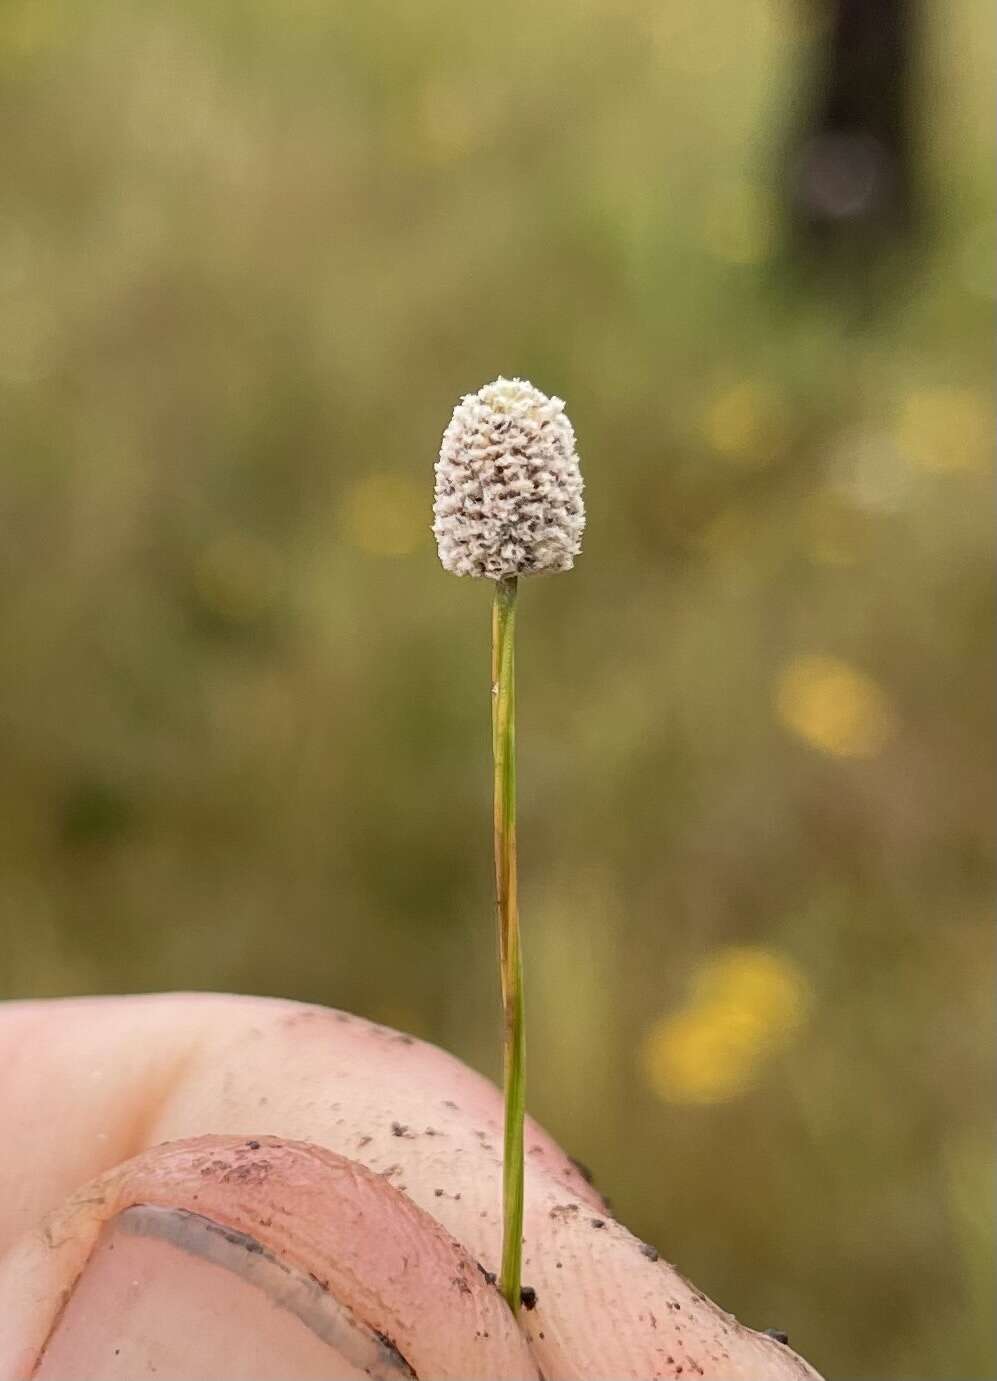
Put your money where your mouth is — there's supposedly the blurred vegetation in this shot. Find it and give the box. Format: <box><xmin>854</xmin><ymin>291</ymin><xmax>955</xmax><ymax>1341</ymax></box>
<box><xmin>1</xmin><ymin>1</ymin><xmax>993</xmax><ymax>1376</ymax></box>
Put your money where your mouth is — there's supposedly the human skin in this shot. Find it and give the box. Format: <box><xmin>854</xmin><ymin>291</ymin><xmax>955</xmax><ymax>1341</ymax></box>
<box><xmin>0</xmin><ymin>994</ymin><xmax>823</xmax><ymax>1380</ymax></box>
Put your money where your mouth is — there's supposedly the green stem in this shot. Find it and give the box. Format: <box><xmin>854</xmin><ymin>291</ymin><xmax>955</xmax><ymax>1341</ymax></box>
<box><xmin>492</xmin><ymin>576</ymin><xmax>524</xmax><ymax>1315</ymax></box>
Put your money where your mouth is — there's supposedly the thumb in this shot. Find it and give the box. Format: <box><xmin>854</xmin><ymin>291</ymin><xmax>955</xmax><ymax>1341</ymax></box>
<box><xmin>0</xmin><ymin>1135</ymin><xmax>537</xmax><ymax>1380</ymax></box>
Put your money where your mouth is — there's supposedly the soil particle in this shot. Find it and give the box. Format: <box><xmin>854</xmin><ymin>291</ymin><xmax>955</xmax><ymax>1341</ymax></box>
<box><xmin>764</xmin><ymin>1329</ymin><xmax>790</xmax><ymax>1345</ymax></box>
<box><xmin>590</xmin><ymin>1218</ymin><xmax>605</xmax><ymax>1229</ymax></box>
<box><xmin>194</xmin><ymin>1155</ymin><xmax>269</xmax><ymax>1187</ymax></box>
<box><xmin>640</xmin><ymin>1242</ymin><xmax>660</xmax><ymax>1262</ymax></box>
<box><xmin>223</xmin><ymin>1160</ymin><xmax>270</xmax><ymax>1185</ymax></box>
<box><xmin>520</xmin><ymin>1286</ymin><xmax>538</xmax><ymax>1311</ymax></box>
<box><xmin>199</xmin><ymin>1159</ymin><xmax>229</xmax><ymax>1178</ymax></box>
<box><xmin>391</xmin><ymin>1121</ymin><xmax>413</xmax><ymax>1138</ymax></box>
<box><xmin>372</xmin><ymin>1329</ymin><xmax>417</xmax><ymax>1379</ymax></box>
<box><xmin>476</xmin><ymin>1263</ymin><xmax>497</xmax><ymax>1286</ymax></box>
<box><xmin>549</xmin><ymin>1202</ymin><xmax>580</xmax><ymax>1218</ymax></box>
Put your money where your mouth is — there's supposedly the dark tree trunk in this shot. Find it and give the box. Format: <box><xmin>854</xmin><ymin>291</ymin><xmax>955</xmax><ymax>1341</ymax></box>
<box><xmin>790</xmin><ymin>0</ymin><xmax>916</xmax><ymax>255</ymax></box>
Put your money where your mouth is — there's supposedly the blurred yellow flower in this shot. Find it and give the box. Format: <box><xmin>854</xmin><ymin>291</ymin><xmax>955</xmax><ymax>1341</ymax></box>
<box><xmin>895</xmin><ymin>388</ymin><xmax>991</xmax><ymax>473</ymax></box>
<box><xmin>340</xmin><ymin>472</ymin><xmax>424</xmax><ymax>558</ymax></box>
<box><xmin>641</xmin><ymin>946</ymin><xmax>813</xmax><ymax>1105</ymax></box>
<box><xmin>692</xmin><ymin>946</ymin><xmax>812</xmax><ymax>1028</ymax></box>
<box><xmin>775</xmin><ymin>654</ymin><xmax>896</xmax><ymax>758</ymax></box>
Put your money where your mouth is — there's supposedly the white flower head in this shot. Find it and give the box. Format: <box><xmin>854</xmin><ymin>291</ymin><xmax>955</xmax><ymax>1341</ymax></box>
<box><xmin>433</xmin><ymin>377</ymin><xmax>585</xmax><ymax>579</ymax></box>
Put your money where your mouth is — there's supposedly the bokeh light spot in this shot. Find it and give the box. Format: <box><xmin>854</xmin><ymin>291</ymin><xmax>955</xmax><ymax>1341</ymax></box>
<box><xmin>691</xmin><ymin>947</ymin><xmax>812</xmax><ymax>1029</ymax></box>
<box><xmin>827</xmin><ymin>427</ymin><xmax>915</xmax><ymax>513</ymax></box>
<box><xmin>641</xmin><ymin>947</ymin><xmax>813</xmax><ymax>1105</ymax></box>
<box><xmin>340</xmin><ymin>472</ymin><xmax>424</xmax><ymax>558</ymax></box>
<box><xmin>775</xmin><ymin>654</ymin><xmax>896</xmax><ymax>758</ymax></box>
<box><xmin>895</xmin><ymin>388</ymin><xmax>991</xmax><ymax>473</ymax></box>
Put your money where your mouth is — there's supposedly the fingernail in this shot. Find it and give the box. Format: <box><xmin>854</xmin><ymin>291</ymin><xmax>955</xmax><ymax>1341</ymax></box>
<box><xmin>35</xmin><ymin>1204</ymin><xmax>415</xmax><ymax>1380</ymax></box>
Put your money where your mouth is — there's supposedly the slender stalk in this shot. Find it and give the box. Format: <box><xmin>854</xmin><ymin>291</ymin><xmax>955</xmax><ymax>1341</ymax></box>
<box><xmin>492</xmin><ymin>575</ymin><xmax>525</xmax><ymax>1314</ymax></box>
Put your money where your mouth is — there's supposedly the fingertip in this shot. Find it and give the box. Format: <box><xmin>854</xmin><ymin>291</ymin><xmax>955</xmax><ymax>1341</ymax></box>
<box><xmin>0</xmin><ymin>1135</ymin><xmax>539</xmax><ymax>1381</ymax></box>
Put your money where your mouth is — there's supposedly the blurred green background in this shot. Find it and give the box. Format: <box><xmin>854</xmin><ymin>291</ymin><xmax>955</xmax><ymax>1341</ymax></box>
<box><xmin>1</xmin><ymin>1</ymin><xmax>993</xmax><ymax>1376</ymax></box>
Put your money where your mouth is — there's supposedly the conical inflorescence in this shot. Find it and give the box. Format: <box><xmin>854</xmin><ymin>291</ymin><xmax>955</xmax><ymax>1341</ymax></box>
<box><xmin>433</xmin><ymin>377</ymin><xmax>585</xmax><ymax>580</ymax></box>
